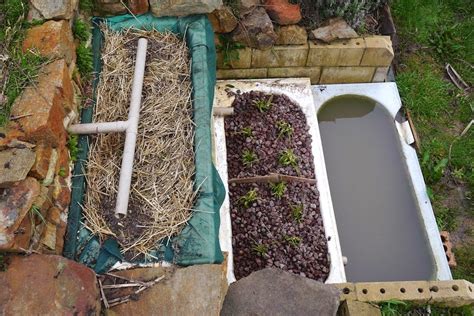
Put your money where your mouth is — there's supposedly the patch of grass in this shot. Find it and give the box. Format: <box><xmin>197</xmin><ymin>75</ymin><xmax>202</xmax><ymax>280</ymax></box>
<box><xmin>434</xmin><ymin>206</ymin><xmax>457</xmax><ymax>232</ymax></box>
<box><xmin>67</xmin><ymin>134</ymin><xmax>80</xmax><ymax>162</ymax></box>
<box><xmin>1</xmin><ymin>0</ymin><xmax>27</xmax><ymax>27</ymax></box>
<box><xmin>79</xmin><ymin>0</ymin><xmax>94</xmax><ymax>14</ymax></box>
<box><xmin>239</xmin><ymin>188</ymin><xmax>258</xmax><ymax>208</ymax></box>
<box><xmin>216</xmin><ymin>34</ymin><xmax>245</xmax><ymax>67</ymax></box>
<box><xmin>252</xmin><ymin>243</ymin><xmax>268</xmax><ymax>256</ymax></box>
<box><xmin>291</xmin><ymin>204</ymin><xmax>304</xmax><ymax>223</ymax></box>
<box><xmin>242</xmin><ymin>149</ymin><xmax>258</xmax><ymax>167</ymax></box>
<box><xmin>253</xmin><ymin>95</ymin><xmax>273</xmax><ymax>113</ymax></box>
<box><xmin>270</xmin><ymin>181</ymin><xmax>286</xmax><ymax>199</ymax></box>
<box><xmin>278</xmin><ymin>149</ymin><xmax>298</xmax><ymax>169</ymax></box>
<box><xmin>452</xmin><ymin>244</ymin><xmax>474</xmax><ymax>283</ymax></box>
<box><xmin>76</xmin><ymin>43</ymin><xmax>93</xmax><ymax>79</ymax></box>
<box><xmin>276</xmin><ymin>120</ymin><xmax>293</xmax><ymax>139</ymax></box>
<box><xmin>73</xmin><ymin>18</ymin><xmax>90</xmax><ymax>43</ymax></box>
<box><xmin>283</xmin><ymin>235</ymin><xmax>301</xmax><ymax>247</ymax></box>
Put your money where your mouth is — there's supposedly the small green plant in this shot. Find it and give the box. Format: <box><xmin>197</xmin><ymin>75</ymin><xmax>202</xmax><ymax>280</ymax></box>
<box><xmin>435</xmin><ymin>206</ymin><xmax>457</xmax><ymax>232</ymax></box>
<box><xmin>283</xmin><ymin>235</ymin><xmax>301</xmax><ymax>247</ymax></box>
<box><xmin>241</xmin><ymin>127</ymin><xmax>253</xmax><ymax>138</ymax></box>
<box><xmin>73</xmin><ymin>18</ymin><xmax>90</xmax><ymax>43</ymax></box>
<box><xmin>253</xmin><ymin>95</ymin><xmax>273</xmax><ymax>113</ymax></box>
<box><xmin>278</xmin><ymin>149</ymin><xmax>298</xmax><ymax>169</ymax></box>
<box><xmin>76</xmin><ymin>43</ymin><xmax>93</xmax><ymax>79</ymax></box>
<box><xmin>216</xmin><ymin>34</ymin><xmax>245</xmax><ymax>67</ymax></box>
<box><xmin>239</xmin><ymin>189</ymin><xmax>258</xmax><ymax>208</ymax></box>
<box><xmin>58</xmin><ymin>167</ymin><xmax>67</xmax><ymax>177</ymax></box>
<box><xmin>270</xmin><ymin>181</ymin><xmax>286</xmax><ymax>199</ymax></box>
<box><xmin>276</xmin><ymin>120</ymin><xmax>293</xmax><ymax>138</ymax></box>
<box><xmin>379</xmin><ymin>299</ymin><xmax>408</xmax><ymax>316</ymax></box>
<box><xmin>421</xmin><ymin>150</ymin><xmax>448</xmax><ymax>185</ymax></box>
<box><xmin>242</xmin><ymin>149</ymin><xmax>258</xmax><ymax>167</ymax></box>
<box><xmin>252</xmin><ymin>243</ymin><xmax>268</xmax><ymax>256</ymax></box>
<box><xmin>291</xmin><ymin>204</ymin><xmax>304</xmax><ymax>223</ymax></box>
<box><xmin>30</xmin><ymin>204</ymin><xmax>45</xmax><ymax>224</ymax></box>
<box><xmin>79</xmin><ymin>0</ymin><xmax>94</xmax><ymax>14</ymax></box>
<box><xmin>67</xmin><ymin>134</ymin><xmax>79</xmax><ymax>162</ymax></box>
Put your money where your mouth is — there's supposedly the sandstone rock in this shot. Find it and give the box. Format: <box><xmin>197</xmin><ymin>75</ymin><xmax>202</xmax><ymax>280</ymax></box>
<box><xmin>209</xmin><ymin>6</ymin><xmax>238</xmax><ymax>33</ymax></box>
<box><xmin>275</xmin><ymin>25</ymin><xmax>307</xmax><ymax>45</ymax></box>
<box><xmin>55</xmin><ymin>145</ymin><xmax>70</xmax><ymax>177</ymax></box>
<box><xmin>0</xmin><ymin>148</ymin><xmax>36</xmax><ymax>188</ymax></box>
<box><xmin>40</xmin><ymin>221</ymin><xmax>57</xmax><ymax>250</ymax></box>
<box><xmin>52</xmin><ymin>176</ymin><xmax>71</xmax><ymax>210</ymax></box>
<box><xmin>264</xmin><ymin>0</ymin><xmax>301</xmax><ymax>25</ymax></box>
<box><xmin>128</xmin><ymin>0</ymin><xmax>149</xmax><ymax>14</ymax></box>
<box><xmin>10</xmin><ymin>216</ymin><xmax>33</xmax><ymax>251</ymax></box>
<box><xmin>31</xmin><ymin>185</ymin><xmax>53</xmax><ymax>224</ymax></box>
<box><xmin>55</xmin><ymin>218</ymin><xmax>67</xmax><ymax>254</ymax></box>
<box><xmin>94</xmin><ymin>0</ymin><xmax>127</xmax><ymax>15</ymax></box>
<box><xmin>43</xmin><ymin>149</ymin><xmax>58</xmax><ymax>186</ymax></box>
<box><xmin>47</xmin><ymin>207</ymin><xmax>61</xmax><ymax>225</ymax></box>
<box><xmin>310</xmin><ymin>17</ymin><xmax>358</xmax><ymax>43</ymax></box>
<box><xmin>108</xmin><ymin>264</ymin><xmax>228</xmax><ymax>315</ymax></box>
<box><xmin>150</xmin><ymin>0</ymin><xmax>222</xmax><ymax>17</ymax></box>
<box><xmin>235</xmin><ymin>0</ymin><xmax>259</xmax><ymax>17</ymax></box>
<box><xmin>0</xmin><ymin>124</ymin><xmax>25</xmax><ymax>149</ymax></box>
<box><xmin>221</xmin><ymin>268</ymin><xmax>340</xmax><ymax>316</ymax></box>
<box><xmin>231</xmin><ymin>7</ymin><xmax>277</xmax><ymax>50</ymax></box>
<box><xmin>23</xmin><ymin>20</ymin><xmax>76</xmax><ymax>65</ymax></box>
<box><xmin>0</xmin><ymin>177</ymin><xmax>40</xmax><ymax>250</ymax></box>
<box><xmin>10</xmin><ymin>60</ymin><xmax>73</xmax><ymax>146</ymax></box>
<box><xmin>29</xmin><ymin>143</ymin><xmax>52</xmax><ymax>180</ymax></box>
<box><xmin>0</xmin><ymin>254</ymin><xmax>101</xmax><ymax>314</ymax></box>
<box><xmin>29</xmin><ymin>0</ymin><xmax>76</xmax><ymax>20</ymax></box>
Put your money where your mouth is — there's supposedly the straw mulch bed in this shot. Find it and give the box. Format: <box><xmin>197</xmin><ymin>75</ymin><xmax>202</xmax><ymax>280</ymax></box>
<box><xmin>83</xmin><ymin>27</ymin><xmax>195</xmax><ymax>259</ymax></box>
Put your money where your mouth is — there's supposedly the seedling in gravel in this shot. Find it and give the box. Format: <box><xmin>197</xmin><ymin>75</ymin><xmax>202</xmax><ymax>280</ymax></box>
<box><xmin>276</xmin><ymin>120</ymin><xmax>293</xmax><ymax>138</ymax></box>
<box><xmin>291</xmin><ymin>204</ymin><xmax>304</xmax><ymax>223</ymax></box>
<box><xmin>252</xmin><ymin>243</ymin><xmax>268</xmax><ymax>256</ymax></box>
<box><xmin>241</xmin><ymin>126</ymin><xmax>253</xmax><ymax>138</ymax></box>
<box><xmin>242</xmin><ymin>149</ymin><xmax>258</xmax><ymax>167</ymax></box>
<box><xmin>284</xmin><ymin>235</ymin><xmax>302</xmax><ymax>247</ymax></box>
<box><xmin>239</xmin><ymin>189</ymin><xmax>258</xmax><ymax>208</ymax></box>
<box><xmin>253</xmin><ymin>95</ymin><xmax>273</xmax><ymax>113</ymax></box>
<box><xmin>270</xmin><ymin>181</ymin><xmax>287</xmax><ymax>199</ymax></box>
<box><xmin>278</xmin><ymin>149</ymin><xmax>298</xmax><ymax>170</ymax></box>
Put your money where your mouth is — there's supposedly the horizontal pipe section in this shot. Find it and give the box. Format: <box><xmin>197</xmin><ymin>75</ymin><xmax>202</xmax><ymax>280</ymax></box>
<box><xmin>68</xmin><ymin>121</ymin><xmax>129</xmax><ymax>134</ymax></box>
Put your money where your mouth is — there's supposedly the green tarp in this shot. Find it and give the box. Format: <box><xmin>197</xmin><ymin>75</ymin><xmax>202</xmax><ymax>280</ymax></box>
<box><xmin>64</xmin><ymin>14</ymin><xmax>225</xmax><ymax>272</ymax></box>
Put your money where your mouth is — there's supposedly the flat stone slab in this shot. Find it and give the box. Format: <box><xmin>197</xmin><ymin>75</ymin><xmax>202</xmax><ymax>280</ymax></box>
<box><xmin>221</xmin><ymin>268</ymin><xmax>340</xmax><ymax>316</ymax></box>
<box><xmin>0</xmin><ymin>148</ymin><xmax>35</xmax><ymax>188</ymax></box>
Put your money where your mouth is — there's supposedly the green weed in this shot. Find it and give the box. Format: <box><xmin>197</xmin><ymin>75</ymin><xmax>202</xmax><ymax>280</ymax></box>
<box><xmin>452</xmin><ymin>244</ymin><xmax>474</xmax><ymax>283</ymax></box>
<box><xmin>276</xmin><ymin>120</ymin><xmax>293</xmax><ymax>138</ymax></box>
<box><xmin>58</xmin><ymin>167</ymin><xmax>67</xmax><ymax>177</ymax></box>
<box><xmin>421</xmin><ymin>150</ymin><xmax>449</xmax><ymax>185</ymax></box>
<box><xmin>291</xmin><ymin>204</ymin><xmax>304</xmax><ymax>223</ymax></box>
<box><xmin>283</xmin><ymin>235</ymin><xmax>301</xmax><ymax>247</ymax></box>
<box><xmin>73</xmin><ymin>18</ymin><xmax>90</xmax><ymax>43</ymax></box>
<box><xmin>252</xmin><ymin>243</ymin><xmax>268</xmax><ymax>256</ymax></box>
<box><xmin>434</xmin><ymin>206</ymin><xmax>457</xmax><ymax>232</ymax></box>
<box><xmin>253</xmin><ymin>95</ymin><xmax>273</xmax><ymax>113</ymax></box>
<box><xmin>242</xmin><ymin>149</ymin><xmax>258</xmax><ymax>167</ymax></box>
<box><xmin>278</xmin><ymin>149</ymin><xmax>298</xmax><ymax>169</ymax></box>
<box><xmin>241</xmin><ymin>126</ymin><xmax>253</xmax><ymax>138</ymax></box>
<box><xmin>76</xmin><ymin>43</ymin><xmax>93</xmax><ymax>79</ymax></box>
<box><xmin>239</xmin><ymin>189</ymin><xmax>258</xmax><ymax>208</ymax></box>
<box><xmin>1</xmin><ymin>0</ymin><xmax>27</xmax><ymax>27</ymax></box>
<box><xmin>30</xmin><ymin>204</ymin><xmax>45</xmax><ymax>224</ymax></box>
<box><xmin>379</xmin><ymin>299</ymin><xmax>408</xmax><ymax>316</ymax></box>
<box><xmin>216</xmin><ymin>34</ymin><xmax>245</xmax><ymax>67</ymax></box>
<box><xmin>67</xmin><ymin>134</ymin><xmax>80</xmax><ymax>162</ymax></box>
<box><xmin>270</xmin><ymin>181</ymin><xmax>286</xmax><ymax>199</ymax></box>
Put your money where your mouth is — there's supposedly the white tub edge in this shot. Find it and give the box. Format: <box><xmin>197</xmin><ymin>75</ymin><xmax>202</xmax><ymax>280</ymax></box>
<box><xmin>213</xmin><ymin>78</ymin><xmax>347</xmax><ymax>284</ymax></box>
<box><xmin>311</xmin><ymin>82</ymin><xmax>452</xmax><ymax>281</ymax></box>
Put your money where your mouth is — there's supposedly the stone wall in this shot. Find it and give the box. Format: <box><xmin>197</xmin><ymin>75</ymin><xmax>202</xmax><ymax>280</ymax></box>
<box><xmin>216</xmin><ymin>36</ymin><xmax>394</xmax><ymax>84</ymax></box>
<box><xmin>0</xmin><ymin>5</ymin><xmax>80</xmax><ymax>255</ymax></box>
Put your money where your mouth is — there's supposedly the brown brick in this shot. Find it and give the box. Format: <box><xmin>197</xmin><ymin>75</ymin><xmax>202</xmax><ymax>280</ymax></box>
<box><xmin>252</xmin><ymin>44</ymin><xmax>309</xmax><ymax>68</ymax></box>
<box><xmin>23</xmin><ymin>20</ymin><xmax>76</xmax><ymax>65</ymax></box>
<box><xmin>319</xmin><ymin>66</ymin><xmax>375</xmax><ymax>84</ymax></box>
<box><xmin>267</xmin><ymin>67</ymin><xmax>321</xmax><ymax>84</ymax></box>
<box><xmin>355</xmin><ymin>281</ymin><xmax>431</xmax><ymax>304</ymax></box>
<box><xmin>217</xmin><ymin>68</ymin><xmax>268</xmax><ymax>80</ymax></box>
<box><xmin>360</xmin><ymin>36</ymin><xmax>394</xmax><ymax>67</ymax></box>
<box><xmin>29</xmin><ymin>143</ymin><xmax>53</xmax><ymax>180</ymax></box>
<box><xmin>217</xmin><ymin>47</ymin><xmax>252</xmax><ymax>69</ymax></box>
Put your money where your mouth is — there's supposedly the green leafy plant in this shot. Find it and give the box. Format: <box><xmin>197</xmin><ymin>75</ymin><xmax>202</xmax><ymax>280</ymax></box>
<box><xmin>379</xmin><ymin>299</ymin><xmax>408</xmax><ymax>316</ymax></box>
<box><xmin>421</xmin><ymin>150</ymin><xmax>448</xmax><ymax>185</ymax></box>
<box><xmin>279</xmin><ymin>149</ymin><xmax>298</xmax><ymax>169</ymax></box>
<box><xmin>291</xmin><ymin>204</ymin><xmax>304</xmax><ymax>223</ymax></box>
<box><xmin>253</xmin><ymin>95</ymin><xmax>273</xmax><ymax>113</ymax></box>
<box><xmin>58</xmin><ymin>167</ymin><xmax>67</xmax><ymax>177</ymax></box>
<box><xmin>276</xmin><ymin>120</ymin><xmax>293</xmax><ymax>138</ymax></box>
<box><xmin>252</xmin><ymin>243</ymin><xmax>268</xmax><ymax>256</ymax></box>
<box><xmin>242</xmin><ymin>149</ymin><xmax>258</xmax><ymax>167</ymax></box>
<box><xmin>67</xmin><ymin>134</ymin><xmax>80</xmax><ymax>162</ymax></box>
<box><xmin>76</xmin><ymin>43</ymin><xmax>93</xmax><ymax>79</ymax></box>
<box><xmin>435</xmin><ymin>206</ymin><xmax>457</xmax><ymax>232</ymax></box>
<box><xmin>30</xmin><ymin>204</ymin><xmax>45</xmax><ymax>224</ymax></box>
<box><xmin>216</xmin><ymin>34</ymin><xmax>245</xmax><ymax>67</ymax></box>
<box><xmin>284</xmin><ymin>235</ymin><xmax>301</xmax><ymax>247</ymax></box>
<box><xmin>270</xmin><ymin>181</ymin><xmax>287</xmax><ymax>199</ymax></box>
<box><xmin>241</xmin><ymin>126</ymin><xmax>253</xmax><ymax>138</ymax></box>
<box><xmin>73</xmin><ymin>18</ymin><xmax>90</xmax><ymax>43</ymax></box>
<box><xmin>428</xmin><ymin>24</ymin><xmax>463</xmax><ymax>61</ymax></box>
<box><xmin>239</xmin><ymin>189</ymin><xmax>258</xmax><ymax>208</ymax></box>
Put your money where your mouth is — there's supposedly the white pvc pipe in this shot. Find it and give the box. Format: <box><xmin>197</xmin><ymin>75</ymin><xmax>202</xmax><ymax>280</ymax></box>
<box><xmin>68</xmin><ymin>121</ymin><xmax>129</xmax><ymax>134</ymax></box>
<box><xmin>115</xmin><ymin>38</ymin><xmax>148</xmax><ymax>217</ymax></box>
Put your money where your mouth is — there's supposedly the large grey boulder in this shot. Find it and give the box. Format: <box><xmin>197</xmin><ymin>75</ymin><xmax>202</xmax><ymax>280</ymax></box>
<box><xmin>231</xmin><ymin>7</ymin><xmax>277</xmax><ymax>50</ymax></box>
<box><xmin>150</xmin><ymin>0</ymin><xmax>222</xmax><ymax>17</ymax></box>
<box><xmin>28</xmin><ymin>0</ymin><xmax>78</xmax><ymax>20</ymax></box>
<box><xmin>221</xmin><ymin>268</ymin><xmax>340</xmax><ymax>316</ymax></box>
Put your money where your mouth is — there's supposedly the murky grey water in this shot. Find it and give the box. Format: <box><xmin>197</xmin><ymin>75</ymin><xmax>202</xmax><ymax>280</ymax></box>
<box><xmin>318</xmin><ymin>95</ymin><xmax>435</xmax><ymax>282</ymax></box>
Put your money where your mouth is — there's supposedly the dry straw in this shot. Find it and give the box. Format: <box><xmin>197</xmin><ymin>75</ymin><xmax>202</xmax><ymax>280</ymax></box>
<box><xmin>83</xmin><ymin>26</ymin><xmax>195</xmax><ymax>259</ymax></box>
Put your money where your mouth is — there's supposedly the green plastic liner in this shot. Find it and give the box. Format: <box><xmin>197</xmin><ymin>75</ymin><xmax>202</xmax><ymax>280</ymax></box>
<box><xmin>64</xmin><ymin>14</ymin><xmax>225</xmax><ymax>272</ymax></box>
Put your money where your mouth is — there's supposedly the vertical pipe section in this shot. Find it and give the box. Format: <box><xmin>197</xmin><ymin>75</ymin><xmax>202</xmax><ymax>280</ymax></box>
<box><xmin>115</xmin><ymin>38</ymin><xmax>148</xmax><ymax>217</ymax></box>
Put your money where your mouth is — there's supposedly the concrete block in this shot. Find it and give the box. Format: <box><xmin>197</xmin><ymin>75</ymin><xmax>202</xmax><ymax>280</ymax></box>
<box><xmin>334</xmin><ymin>283</ymin><xmax>357</xmax><ymax>301</ymax></box>
<box><xmin>355</xmin><ymin>281</ymin><xmax>431</xmax><ymax>304</ymax></box>
<box><xmin>217</xmin><ymin>47</ymin><xmax>252</xmax><ymax>69</ymax></box>
<box><xmin>319</xmin><ymin>67</ymin><xmax>375</xmax><ymax>84</ymax></box>
<box><xmin>217</xmin><ymin>68</ymin><xmax>268</xmax><ymax>80</ymax></box>
<box><xmin>333</xmin><ymin>38</ymin><xmax>366</xmax><ymax>66</ymax></box>
<box><xmin>361</xmin><ymin>36</ymin><xmax>394</xmax><ymax>66</ymax></box>
<box><xmin>427</xmin><ymin>280</ymin><xmax>474</xmax><ymax>307</ymax></box>
<box><xmin>267</xmin><ymin>67</ymin><xmax>321</xmax><ymax>84</ymax></box>
<box><xmin>307</xmin><ymin>41</ymin><xmax>340</xmax><ymax>66</ymax></box>
<box><xmin>338</xmin><ymin>300</ymin><xmax>381</xmax><ymax>316</ymax></box>
<box><xmin>252</xmin><ymin>44</ymin><xmax>309</xmax><ymax>68</ymax></box>
<box><xmin>372</xmin><ymin>67</ymin><xmax>389</xmax><ymax>82</ymax></box>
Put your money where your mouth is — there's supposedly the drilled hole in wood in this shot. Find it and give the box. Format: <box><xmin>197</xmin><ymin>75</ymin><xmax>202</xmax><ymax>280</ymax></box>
<box><xmin>452</xmin><ymin>285</ymin><xmax>459</xmax><ymax>291</ymax></box>
<box><xmin>380</xmin><ymin>288</ymin><xmax>386</xmax><ymax>294</ymax></box>
<box><xmin>430</xmin><ymin>286</ymin><xmax>439</xmax><ymax>292</ymax></box>
<box><xmin>343</xmin><ymin>288</ymin><xmax>350</xmax><ymax>294</ymax></box>
<box><xmin>362</xmin><ymin>289</ymin><xmax>368</xmax><ymax>294</ymax></box>
<box><xmin>400</xmin><ymin>288</ymin><xmax>406</xmax><ymax>293</ymax></box>
<box><xmin>418</xmin><ymin>288</ymin><xmax>424</xmax><ymax>293</ymax></box>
